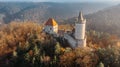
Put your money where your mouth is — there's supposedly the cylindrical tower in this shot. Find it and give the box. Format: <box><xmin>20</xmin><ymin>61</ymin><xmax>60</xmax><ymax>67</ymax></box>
<box><xmin>75</xmin><ymin>11</ymin><xmax>86</xmax><ymax>47</ymax></box>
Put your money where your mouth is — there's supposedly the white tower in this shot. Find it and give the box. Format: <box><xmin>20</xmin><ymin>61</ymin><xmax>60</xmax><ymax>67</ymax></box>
<box><xmin>75</xmin><ymin>11</ymin><xmax>86</xmax><ymax>47</ymax></box>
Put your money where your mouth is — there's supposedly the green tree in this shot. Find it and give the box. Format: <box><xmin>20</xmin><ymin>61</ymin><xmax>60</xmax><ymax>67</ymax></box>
<box><xmin>55</xmin><ymin>42</ymin><xmax>61</xmax><ymax>55</ymax></box>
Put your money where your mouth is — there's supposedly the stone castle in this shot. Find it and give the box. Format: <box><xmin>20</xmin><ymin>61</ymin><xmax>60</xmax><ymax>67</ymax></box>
<box><xmin>43</xmin><ymin>11</ymin><xmax>86</xmax><ymax>48</ymax></box>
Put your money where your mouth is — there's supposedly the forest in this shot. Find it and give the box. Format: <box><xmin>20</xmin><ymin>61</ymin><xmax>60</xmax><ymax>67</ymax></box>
<box><xmin>0</xmin><ymin>22</ymin><xmax>120</xmax><ymax>67</ymax></box>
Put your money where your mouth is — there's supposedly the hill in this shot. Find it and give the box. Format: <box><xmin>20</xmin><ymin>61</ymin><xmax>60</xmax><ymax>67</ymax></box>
<box><xmin>0</xmin><ymin>2</ymin><xmax>114</xmax><ymax>23</ymax></box>
<box><xmin>85</xmin><ymin>4</ymin><xmax>120</xmax><ymax>36</ymax></box>
<box><xmin>0</xmin><ymin>22</ymin><xmax>119</xmax><ymax>67</ymax></box>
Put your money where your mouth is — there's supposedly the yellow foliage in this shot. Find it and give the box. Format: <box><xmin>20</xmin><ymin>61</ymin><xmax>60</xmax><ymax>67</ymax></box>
<box><xmin>60</xmin><ymin>47</ymin><xmax>65</xmax><ymax>52</ymax></box>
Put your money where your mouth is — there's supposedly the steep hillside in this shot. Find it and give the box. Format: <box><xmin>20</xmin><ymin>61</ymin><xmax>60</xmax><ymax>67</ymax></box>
<box><xmin>85</xmin><ymin>4</ymin><xmax>120</xmax><ymax>36</ymax></box>
<box><xmin>0</xmin><ymin>2</ymin><xmax>114</xmax><ymax>23</ymax></box>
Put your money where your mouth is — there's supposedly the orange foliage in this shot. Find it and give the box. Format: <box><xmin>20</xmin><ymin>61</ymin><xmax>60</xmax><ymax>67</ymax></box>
<box><xmin>60</xmin><ymin>51</ymin><xmax>76</xmax><ymax>67</ymax></box>
<box><xmin>60</xmin><ymin>47</ymin><xmax>65</xmax><ymax>52</ymax></box>
<box><xmin>0</xmin><ymin>21</ymin><xmax>43</xmax><ymax>56</ymax></box>
<box><xmin>60</xmin><ymin>48</ymin><xmax>99</xmax><ymax>67</ymax></box>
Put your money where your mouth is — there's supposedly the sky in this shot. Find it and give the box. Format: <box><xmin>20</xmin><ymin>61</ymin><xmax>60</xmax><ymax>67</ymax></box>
<box><xmin>0</xmin><ymin>0</ymin><xmax>120</xmax><ymax>2</ymax></box>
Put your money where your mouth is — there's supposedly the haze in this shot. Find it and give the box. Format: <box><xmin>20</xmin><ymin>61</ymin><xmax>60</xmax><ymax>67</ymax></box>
<box><xmin>0</xmin><ymin>0</ymin><xmax>120</xmax><ymax>2</ymax></box>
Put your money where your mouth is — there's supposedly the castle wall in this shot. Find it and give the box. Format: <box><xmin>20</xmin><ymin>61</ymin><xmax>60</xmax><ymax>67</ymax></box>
<box><xmin>44</xmin><ymin>25</ymin><xmax>58</xmax><ymax>34</ymax></box>
<box><xmin>44</xmin><ymin>26</ymin><xmax>53</xmax><ymax>34</ymax></box>
<box><xmin>53</xmin><ymin>25</ymin><xmax>58</xmax><ymax>33</ymax></box>
<box><xmin>64</xmin><ymin>34</ymin><xmax>77</xmax><ymax>48</ymax></box>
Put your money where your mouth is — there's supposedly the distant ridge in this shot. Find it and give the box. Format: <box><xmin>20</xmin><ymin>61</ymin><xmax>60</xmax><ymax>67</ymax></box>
<box><xmin>85</xmin><ymin>4</ymin><xmax>120</xmax><ymax>36</ymax></box>
<box><xmin>0</xmin><ymin>2</ymin><xmax>114</xmax><ymax>23</ymax></box>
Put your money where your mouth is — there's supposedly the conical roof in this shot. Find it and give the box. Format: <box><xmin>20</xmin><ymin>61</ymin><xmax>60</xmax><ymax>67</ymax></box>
<box><xmin>78</xmin><ymin>11</ymin><xmax>84</xmax><ymax>21</ymax></box>
<box><xmin>45</xmin><ymin>18</ymin><xmax>58</xmax><ymax>26</ymax></box>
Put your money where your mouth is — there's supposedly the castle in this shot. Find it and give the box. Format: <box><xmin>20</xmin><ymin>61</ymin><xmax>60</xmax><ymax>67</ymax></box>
<box><xmin>44</xmin><ymin>11</ymin><xmax>86</xmax><ymax>48</ymax></box>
